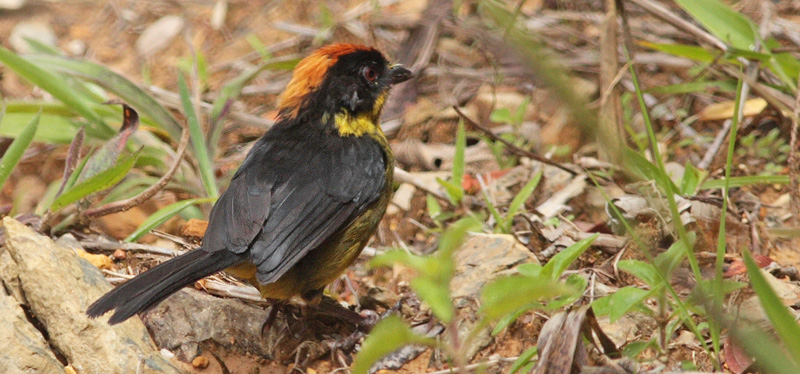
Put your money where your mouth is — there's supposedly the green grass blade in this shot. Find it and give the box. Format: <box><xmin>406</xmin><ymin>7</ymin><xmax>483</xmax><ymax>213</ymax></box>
<box><xmin>452</xmin><ymin>120</ymin><xmax>466</xmax><ymax>191</ymax></box>
<box><xmin>178</xmin><ymin>73</ymin><xmax>219</xmax><ymax>198</ymax></box>
<box><xmin>124</xmin><ymin>197</ymin><xmax>216</xmax><ymax>242</ymax></box>
<box><xmin>700</xmin><ymin>175</ymin><xmax>789</xmax><ymax>189</ymax></box>
<box><xmin>743</xmin><ymin>249</ymin><xmax>800</xmax><ymax>356</ymax></box>
<box><xmin>0</xmin><ymin>47</ymin><xmax>112</xmax><ymax>137</ymax></box>
<box><xmin>50</xmin><ymin>149</ymin><xmax>140</xmax><ymax>212</ymax></box>
<box><xmin>25</xmin><ymin>55</ymin><xmax>182</xmax><ymax>140</ymax></box>
<box><xmin>0</xmin><ymin>112</ymin><xmax>39</xmax><ymax>189</ymax></box>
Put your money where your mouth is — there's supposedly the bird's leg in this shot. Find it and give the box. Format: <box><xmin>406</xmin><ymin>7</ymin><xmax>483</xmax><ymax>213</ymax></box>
<box><xmin>261</xmin><ymin>298</ymin><xmax>291</xmax><ymax>338</ymax></box>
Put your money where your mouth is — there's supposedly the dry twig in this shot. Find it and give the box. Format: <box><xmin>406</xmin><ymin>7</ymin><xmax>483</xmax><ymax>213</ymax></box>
<box><xmin>85</xmin><ymin>130</ymin><xmax>190</xmax><ymax>218</ymax></box>
<box><xmin>453</xmin><ymin>106</ymin><xmax>578</xmax><ymax>175</ymax></box>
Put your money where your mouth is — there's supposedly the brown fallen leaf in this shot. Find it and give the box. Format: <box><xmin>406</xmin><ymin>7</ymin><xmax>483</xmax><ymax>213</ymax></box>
<box><xmin>724</xmin><ymin>334</ymin><xmax>754</xmax><ymax>374</ymax></box>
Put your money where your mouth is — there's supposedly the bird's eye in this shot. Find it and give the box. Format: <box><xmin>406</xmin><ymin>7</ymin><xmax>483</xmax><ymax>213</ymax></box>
<box><xmin>362</xmin><ymin>66</ymin><xmax>378</xmax><ymax>83</ymax></box>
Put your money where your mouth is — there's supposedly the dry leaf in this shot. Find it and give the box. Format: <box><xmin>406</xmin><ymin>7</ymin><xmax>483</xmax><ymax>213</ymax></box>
<box><xmin>699</xmin><ymin>98</ymin><xmax>767</xmax><ymax>121</ymax></box>
<box><xmin>75</xmin><ymin>249</ymin><xmax>113</xmax><ymax>270</ymax></box>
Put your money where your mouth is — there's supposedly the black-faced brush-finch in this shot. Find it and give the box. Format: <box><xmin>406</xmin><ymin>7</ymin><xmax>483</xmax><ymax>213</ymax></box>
<box><xmin>87</xmin><ymin>44</ymin><xmax>412</xmax><ymax>324</ymax></box>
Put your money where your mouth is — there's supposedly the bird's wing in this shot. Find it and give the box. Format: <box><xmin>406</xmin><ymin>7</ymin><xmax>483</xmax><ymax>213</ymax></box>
<box><xmin>202</xmin><ymin>132</ymin><xmax>387</xmax><ymax>285</ymax></box>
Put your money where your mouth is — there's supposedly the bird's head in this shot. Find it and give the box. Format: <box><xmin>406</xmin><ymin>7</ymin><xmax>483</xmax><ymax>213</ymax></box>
<box><xmin>277</xmin><ymin>43</ymin><xmax>413</xmax><ymax>136</ymax></box>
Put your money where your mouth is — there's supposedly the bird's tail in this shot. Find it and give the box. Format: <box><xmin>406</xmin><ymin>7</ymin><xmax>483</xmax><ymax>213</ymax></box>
<box><xmin>86</xmin><ymin>249</ymin><xmax>245</xmax><ymax>324</ymax></box>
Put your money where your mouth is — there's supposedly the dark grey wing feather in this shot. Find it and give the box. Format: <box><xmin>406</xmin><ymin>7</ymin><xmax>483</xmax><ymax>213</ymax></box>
<box><xmin>252</xmin><ymin>136</ymin><xmax>386</xmax><ymax>284</ymax></box>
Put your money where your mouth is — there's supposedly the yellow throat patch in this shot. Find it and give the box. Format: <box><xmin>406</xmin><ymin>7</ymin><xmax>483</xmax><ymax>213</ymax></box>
<box><xmin>333</xmin><ymin>92</ymin><xmax>387</xmax><ymax>136</ymax></box>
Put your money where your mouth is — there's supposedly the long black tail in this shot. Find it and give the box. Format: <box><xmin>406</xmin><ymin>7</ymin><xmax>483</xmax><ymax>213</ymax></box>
<box><xmin>86</xmin><ymin>249</ymin><xmax>245</xmax><ymax>324</ymax></box>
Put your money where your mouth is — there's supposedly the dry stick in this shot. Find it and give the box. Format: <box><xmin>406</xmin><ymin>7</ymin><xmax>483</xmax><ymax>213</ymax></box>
<box><xmin>80</xmin><ymin>240</ymin><xmax>181</xmax><ymax>256</ymax></box>
<box><xmin>452</xmin><ymin>106</ymin><xmax>578</xmax><ymax>175</ymax></box>
<box><xmin>85</xmin><ymin>130</ymin><xmax>190</xmax><ymax>217</ymax></box>
<box><xmin>392</xmin><ymin>167</ymin><xmax>451</xmax><ymax>202</ymax></box>
<box><xmin>597</xmin><ymin>0</ymin><xmax>623</xmax><ymax>165</ymax></box>
<box><xmin>789</xmin><ymin>73</ymin><xmax>800</xmax><ymax>225</ymax></box>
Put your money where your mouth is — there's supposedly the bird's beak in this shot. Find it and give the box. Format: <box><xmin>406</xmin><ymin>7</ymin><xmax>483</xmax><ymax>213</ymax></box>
<box><xmin>389</xmin><ymin>65</ymin><xmax>413</xmax><ymax>85</ymax></box>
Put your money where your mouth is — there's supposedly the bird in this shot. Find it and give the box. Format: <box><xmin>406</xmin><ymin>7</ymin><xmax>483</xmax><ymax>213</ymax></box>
<box><xmin>87</xmin><ymin>43</ymin><xmax>413</xmax><ymax>325</ymax></box>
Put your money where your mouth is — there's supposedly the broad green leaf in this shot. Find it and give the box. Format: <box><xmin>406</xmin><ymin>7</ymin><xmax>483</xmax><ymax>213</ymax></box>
<box><xmin>77</xmin><ymin>104</ymin><xmax>139</xmax><ymax>183</ymax></box>
<box><xmin>26</xmin><ymin>55</ymin><xmax>182</xmax><ymax>139</ymax></box>
<box><xmin>0</xmin><ymin>113</ymin><xmax>78</xmax><ymax>143</ymax></box>
<box><xmin>540</xmin><ymin>233</ymin><xmax>597</xmax><ymax>280</ymax></box>
<box><xmin>178</xmin><ymin>73</ymin><xmax>219</xmax><ymax>198</ymax></box>
<box><xmin>491</xmin><ymin>306</ymin><xmax>528</xmax><ymax>336</ymax></box>
<box><xmin>370</xmin><ymin>250</ymin><xmax>439</xmax><ymax>277</ymax></box>
<box><xmin>675</xmin><ymin>0</ymin><xmax>757</xmax><ymax>50</ymax></box>
<box><xmin>680</xmin><ymin>162</ymin><xmax>706</xmax><ymax>195</ymax></box>
<box><xmin>0</xmin><ymin>112</ymin><xmax>39</xmax><ymax>189</ymax></box>
<box><xmin>125</xmin><ymin>197</ymin><xmax>216</xmax><ymax>242</ymax></box>
<box><xmin>509</xmin><ymin>345</ymin><xmax>538</xmax><ymax>374</ymax></box>
<box><xmin>480</xmin><ymin>275</ymin><xmax>564</xmax><ymax>321</ymax></box>
<box><xmin>743</xmin><ymin>250</ymin><xmax>800</xmax><ymax>356</ymax></box>
<box><xmin>622</xmin><ymin>147</ymin><xmax>679</xmax><ymax>192</ymax></box>
<box><xmin>426</xmin><ymin>193</ymin><xmax>442</xmax><ymax>220</ymax></box>
<box><xmin>609</xmin><ymin>287</ymin><xmax>652</xmax><ymax>323</ymax></box>
<box><xmin>437</xmin><ymin>216</ymin><xmax>481</xmax><ymax>257</ymax></box>
<box><xmin>655</xmin><ymin>231</ymin><xmax>695</xmax><ymax>276</ymax></box>
<box><xmin>618</xmin><ymin>260</ymin><xmax>658</xmax><ymax>287</ymax></box>
<box><xmin>546</xmin><ymin>273</ymin><xmax>587</xmax><ymax>309</ymax></box>
<box><xmin>411</xmin><ymin>277</ymin><xmax>453</xmax><ymax>323</ymax></box>
<box><xmin>489</xmin><ymin>108</ymin><xmax>511</xmax><ymax>123</ymax></box>
<box><xmin>436</xmin><ymin>177</ymin><xmax>464</xmax><ymax>204</ymax></box>
<box><xmin>351</xmin><ymin>316</ymin><xmax>433</xmax><ymax>374</ymax></box>
<box><xmin>622</xmin><ymin>340</ymin><xmax>656</xmax><ymax>358</ymax></box>
<box><xmin>0</xmin><ymin>47</ymin><xmax>112</xmax><ymax>136</ymax></box>
<box><xmin>50</xmin><ymin>150</ymin><xmax>140</xmax><ymax>212</ymax></box>
<box><xmin>516</xmin><ymin>262</ymin><xmax>542</xmax><ymax>278</ymax></box>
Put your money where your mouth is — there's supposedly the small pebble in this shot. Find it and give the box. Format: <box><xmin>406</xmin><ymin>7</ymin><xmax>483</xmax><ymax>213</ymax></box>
<box><xmin>113</xmin><ymin>249</ymin><xmax>127</xmax><ymax>261</ymax></box>
<box><xmin>160</xmin><ymin>348</ymin><xmax>175</xmax><ymax>359</ymax></box>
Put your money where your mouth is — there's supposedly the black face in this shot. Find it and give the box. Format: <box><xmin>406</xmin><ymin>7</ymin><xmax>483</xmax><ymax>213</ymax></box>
<box><xmin>316</xmin><ymin>49</ymin><xmax>413</xmax><ymax>115</ymax></box>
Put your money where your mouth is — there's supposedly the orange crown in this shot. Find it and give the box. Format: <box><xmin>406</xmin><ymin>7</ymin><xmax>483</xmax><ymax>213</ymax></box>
<box><xmin>277</xmin><ymin>44</ymin><xmax>378</xmax><ymax>118</ymax></box>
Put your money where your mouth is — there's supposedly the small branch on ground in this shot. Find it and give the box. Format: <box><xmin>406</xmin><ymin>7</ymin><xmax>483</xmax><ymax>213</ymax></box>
<box><xmin>85</xmin><ymin>130</ymin><xmax>190</xmax><ymax>218</ymax></box>
<box><xmin>452</xmin><ymin>106</ymin><xmax>578</xmax><ymax>175</ymax></box>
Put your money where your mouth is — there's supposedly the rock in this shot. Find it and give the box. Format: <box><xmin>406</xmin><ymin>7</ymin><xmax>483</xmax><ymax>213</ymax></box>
<box><xmin>450</xmin><ymin>233</ymin><xmax>539</xmax><ymax>359</ymax></box>
<box><xmin>451</xmin><ymin>233</ymin><xmax>540</xmax><ymax>303</ymax></box>
<box><xmin>142</xmin><ymin>288</ymin><xmax>273</xmax><ymax>362</ymax></box>
<box><xmin>136</xmin><ymin>15</ymin><xmax>185</xmax><ymax>57</ymax></box>
<box><xmin>0</xmin><ymin>288</ymin><xmax>63</xmax><ymax>374</ymax></box>
<box><xmin>9</xmin><ymin>21</ymin><xmax>57</xmax><ymax>54</ymax></box>
<box><xmin>1</xmin><ymin>217</ymin><xmax>184</xmax><ymax>374</ymax></box>
<box><xmin>0</xmin><ymin>250</ymin><xmax>23</xmax><ymax>302</ymax></box>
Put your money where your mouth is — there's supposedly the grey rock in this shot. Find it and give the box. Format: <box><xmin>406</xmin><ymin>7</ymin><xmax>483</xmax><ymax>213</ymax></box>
<box><xmin>2</xmin><ymin>217</ymin><xmax>185</xmax><ymax>374</ymax></box>
<box><xmin>142</xmin><ymin>288</ymin><xmax>273</xmax><ymax>361</ymax></box>
<box><xmin>0</xmin><ymin>288</ymin><xmax>63</xmax><ymax>374</ymax></box>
